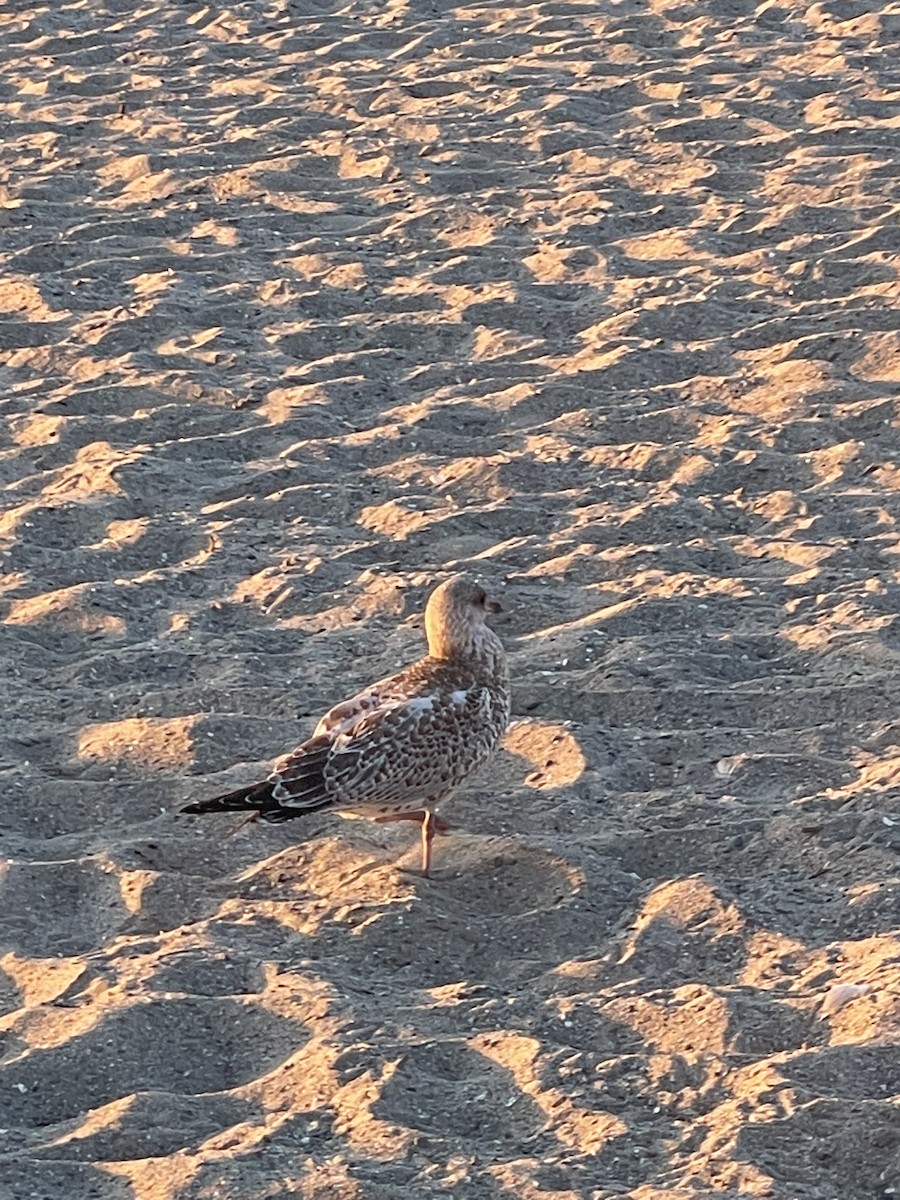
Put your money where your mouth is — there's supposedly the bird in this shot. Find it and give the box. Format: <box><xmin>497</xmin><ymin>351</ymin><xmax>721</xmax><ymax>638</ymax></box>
<box><xmin>181</xmin><ymin>574</ymin><xmax>510</xmax><ymax>875</ymax></box>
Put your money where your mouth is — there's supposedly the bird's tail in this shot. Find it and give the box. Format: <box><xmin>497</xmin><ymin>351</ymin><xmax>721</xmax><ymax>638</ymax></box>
<box><xmin>182</xmin><ymin>741</ymin><xmax>332</xmax><ymax>824</ymax></box>
<box><xmin>182</xmin><ymin>781</ymin><xmax>278</xmax><ymax>817</ymax></box>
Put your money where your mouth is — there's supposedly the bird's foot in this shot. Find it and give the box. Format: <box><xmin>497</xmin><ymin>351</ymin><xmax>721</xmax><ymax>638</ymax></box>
<box><xmin>397</xmin><ymin>865</ymin><xmax>455</xmax><ymax>881</ymax></box>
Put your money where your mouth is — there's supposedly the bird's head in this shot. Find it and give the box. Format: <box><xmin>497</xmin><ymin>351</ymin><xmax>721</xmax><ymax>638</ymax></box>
<box><xmin>424</xmin><ymin>574</ymin><xmax>503</xmax><ymax>661</ymax></box>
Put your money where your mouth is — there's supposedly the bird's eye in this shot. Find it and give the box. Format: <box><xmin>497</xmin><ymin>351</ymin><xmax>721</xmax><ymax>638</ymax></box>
<box><xmin>475</xmin><ymin>588</ymin><xmax>487</xmax><ymax>606</ymax></box>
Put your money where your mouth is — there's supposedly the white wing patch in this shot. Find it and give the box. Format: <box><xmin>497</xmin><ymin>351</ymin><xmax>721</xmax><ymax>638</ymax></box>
<box><xmin>330</xmin><ymin>693</ymin><xmax>437</xmax><ymax>752</ymax></box>
<box><xmin>314</xmin><ymin>691</ymin><xmax>381</xmax><ymax>738</ymax></box>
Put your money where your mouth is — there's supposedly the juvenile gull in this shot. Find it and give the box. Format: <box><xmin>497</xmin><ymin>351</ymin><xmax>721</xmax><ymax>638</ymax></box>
<box><xmin>181</xmin><ymin>575</ymin><xmax>510</xmax><ymax>875</ymax></box>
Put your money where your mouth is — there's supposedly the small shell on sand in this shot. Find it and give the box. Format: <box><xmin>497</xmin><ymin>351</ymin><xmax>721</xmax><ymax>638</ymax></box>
<box><xmin>820</xmin><ymin>982</ymin><xmax>871</xmax><ymax>1017</ymax></box>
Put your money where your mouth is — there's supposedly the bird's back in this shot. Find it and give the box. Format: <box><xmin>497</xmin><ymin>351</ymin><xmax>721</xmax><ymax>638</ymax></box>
<box><xmin>274</xmin><ymin>644</ymin><xmax>509</xmax><ymax>816</ymax></box>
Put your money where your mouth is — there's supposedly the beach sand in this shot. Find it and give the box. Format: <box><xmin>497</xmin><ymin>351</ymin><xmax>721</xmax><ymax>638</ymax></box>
<box><xmin>1</xmin><ymin>0</ymin><xmax>899</xmax><ymax>1196</ymax></box>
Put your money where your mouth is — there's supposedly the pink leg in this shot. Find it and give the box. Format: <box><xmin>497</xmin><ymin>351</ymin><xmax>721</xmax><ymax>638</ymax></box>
<box><xmin>224</xmin><ymin>812</ymin><xmax>259</xmax><ymax>840</ymax></box>
<box><xmin>372</xmin><ymin>808</ymin><xmax>427</xmax><ymax>826</ymax></box>
<box><xmin>421</xmin><ymin>809</ymin><xmax>435</xmax><ymax>876</ymax></box>
<box><xmin>373</xmin><ymin>809</ymin><xmax>452</xmax><ymax>834</ymax></box>
<box><xmin>372</xmin><ymin>807</ymin><xmax>452</xmax><ymax>875</ymax></box>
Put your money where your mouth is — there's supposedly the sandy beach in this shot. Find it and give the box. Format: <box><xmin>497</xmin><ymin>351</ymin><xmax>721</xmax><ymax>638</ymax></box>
<box><xmin>1</xmin><ymin>0</ymin><xmax>899</xmax><ymax>1196</ymax></box>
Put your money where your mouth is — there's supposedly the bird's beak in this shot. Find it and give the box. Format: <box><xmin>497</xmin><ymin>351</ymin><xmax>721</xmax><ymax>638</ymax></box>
<box><xmin>485</xmin><ymin>599</ymin><xmax>503</xmax><ymax>614</ymax></box>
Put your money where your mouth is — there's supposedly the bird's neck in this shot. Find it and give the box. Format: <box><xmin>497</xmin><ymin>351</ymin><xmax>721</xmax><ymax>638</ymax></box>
<box><xmin>428</xmin><ymin>622</ymin><xmax>505</xmax><ymax>672</ymax></box>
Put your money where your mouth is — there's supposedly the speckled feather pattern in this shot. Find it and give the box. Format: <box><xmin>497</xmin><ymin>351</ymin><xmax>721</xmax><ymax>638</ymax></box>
<box><xmin>266</xmin><ymin>654</ymin><xmax>509</xmax><ymax>820</ymax></box>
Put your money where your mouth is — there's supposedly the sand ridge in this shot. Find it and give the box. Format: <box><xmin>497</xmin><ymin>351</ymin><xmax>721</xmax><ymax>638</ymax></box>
<box><xmin>0</xmin><ymin>0</ymin><xmax>899</xmax><ymax>1196</ymax></box>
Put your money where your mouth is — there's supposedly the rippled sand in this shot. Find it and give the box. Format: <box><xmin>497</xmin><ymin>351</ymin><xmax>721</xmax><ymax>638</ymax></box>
<box><xmin>1</xmin><ymin>0</ymin><xmax>899</xmax><ymax>1196</ymax></box>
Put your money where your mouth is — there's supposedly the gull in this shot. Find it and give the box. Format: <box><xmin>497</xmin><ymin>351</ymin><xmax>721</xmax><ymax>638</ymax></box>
<box><xmin>182</xmin><ymin>575</ymin><xmax>510</xmax><ymax>875</ymax></box>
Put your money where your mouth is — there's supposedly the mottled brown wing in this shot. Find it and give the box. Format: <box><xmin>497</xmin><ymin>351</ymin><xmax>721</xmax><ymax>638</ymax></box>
<box><xmin>266</xmin><ymin>667</ymin><xmax>440</xmax><ymax>813</ymax></box>
<box><xmin>313</xmin><ymin>689</ymin><xmax>383</xmax><ymax>738</ymax></box>
<box><xmin>264</xmin><ymin>734</ymin><xmax>334</xmax><ymax>812</ymax></box>
<box><xmin>326</xmin><ymin>687</ymin><xmax>497</xmax><ymax>807</ymax></box>
<box><xmin>281</xmin><ymin>687</ymin><xmax>494</xmax><ymax>813</ymax></box>
<box><xmin>312</xmin><ymin>661</ymin><xmax>439</xmax><ymax>738</ymax></box>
